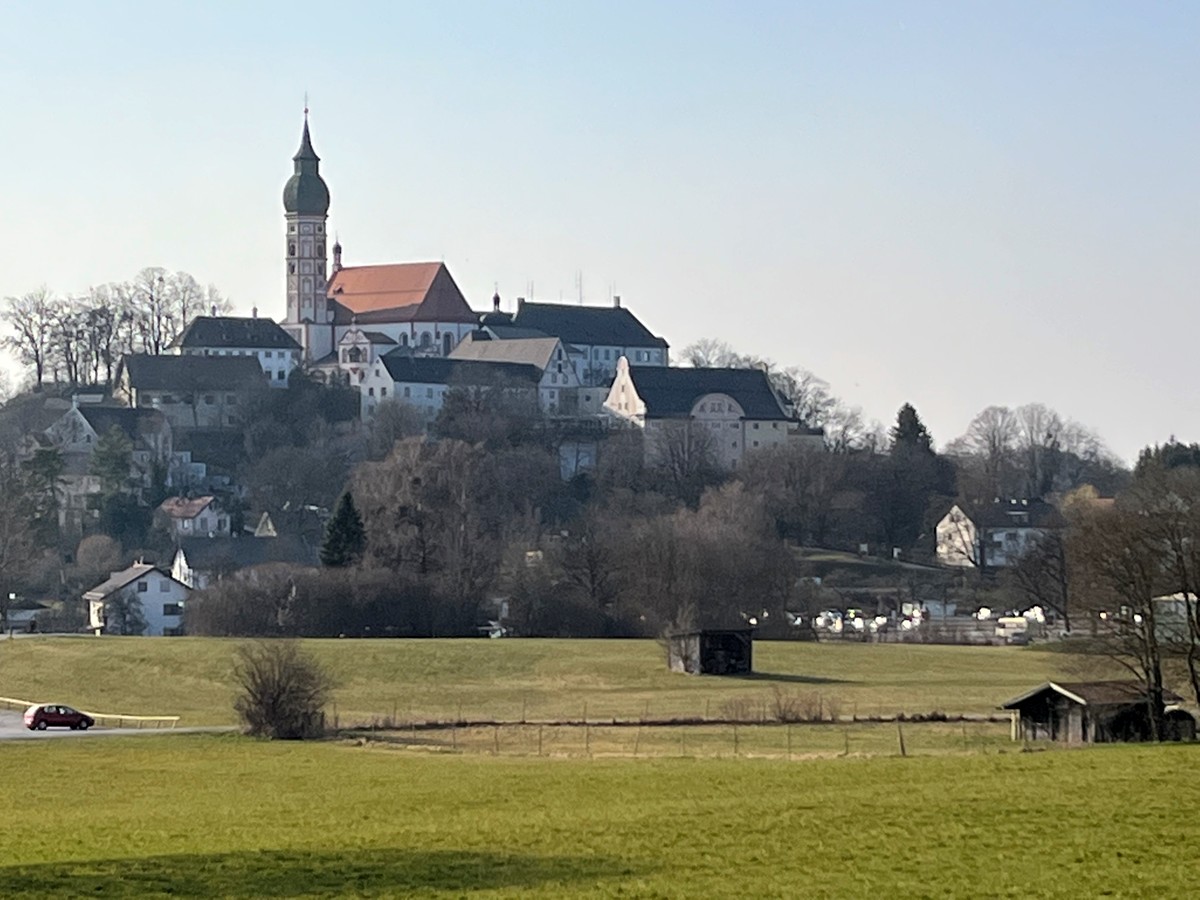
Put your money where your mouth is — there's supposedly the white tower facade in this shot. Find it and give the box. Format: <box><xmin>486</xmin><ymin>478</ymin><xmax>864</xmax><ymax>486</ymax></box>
<box><xmin>282</xmin><ymin>115</ymin><xmax>333</xmax><ymax>361</ymax></box>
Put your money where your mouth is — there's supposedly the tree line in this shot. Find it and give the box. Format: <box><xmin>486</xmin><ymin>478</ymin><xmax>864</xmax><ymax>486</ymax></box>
<box><xmin>2</xmin><ymin>268</ymin><xmax>229</xmax><ymax>389</ymax></box>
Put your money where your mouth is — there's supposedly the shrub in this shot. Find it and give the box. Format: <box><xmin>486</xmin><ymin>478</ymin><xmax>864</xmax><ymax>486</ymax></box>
<box><xmin>232</xmin><ymin>640</ymin><xmax>334</xmax><ymax>739</ymax></box>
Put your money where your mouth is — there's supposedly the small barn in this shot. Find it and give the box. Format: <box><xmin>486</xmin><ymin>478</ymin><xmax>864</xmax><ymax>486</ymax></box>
<box><xmin>1001</xmin><ymin>681</ymin><xmax>1194</xmax><ymax>744</ymax></box>
<box><xmin>666</xmin><ymin>629</ymin><xmax>753</xmax><ymax>676</ymax></box>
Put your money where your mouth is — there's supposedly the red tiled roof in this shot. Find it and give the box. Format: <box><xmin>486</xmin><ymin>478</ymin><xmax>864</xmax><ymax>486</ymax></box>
<box><xmin>159</xmin><ymin>496</ymin><xmax>215</xmax><ymax>520</ymax></box>
<box><xmin>326</xmin><ymin>262</ymin><xmax>478</xmax><ymax>325</ymax></box>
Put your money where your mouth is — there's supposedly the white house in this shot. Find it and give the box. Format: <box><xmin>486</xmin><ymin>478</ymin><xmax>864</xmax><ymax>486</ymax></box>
<box><xmin>157</xmin><ymin>496</ymin><xmax>231</xmax><ymax>539</ymax></box>
<box><xmin>84</xmin><ymin>563</ymin><xmax>190</xmax><ymax>636</ymax></box>
<box><xmin>167</xmin><ymin>314</ymin><xmax>302</xmax><ymax>387</ymax></box>
<box><xmin>936</xmin><ymin>499</ymin><xmax>1064</xmax><ymax>569</ymax></box>
<box><xmin>603</xmin><ymin>357</ymin><xmax>822</xmax><ymax>469</ymax></box>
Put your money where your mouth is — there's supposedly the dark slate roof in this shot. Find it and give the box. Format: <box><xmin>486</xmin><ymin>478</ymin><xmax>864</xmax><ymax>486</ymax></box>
<box><xmin>1002</xmin><ymin>681</ymin><xmax>1185</xmax><ymax>709</ymax></box>
<box><xmin>627</xmin><ymin>366</ymin><xmax>791</xmax><ymax>421</ymax></box>
<box><xmin>78</xmin><ymin>406</ymin><xmax>167</xmax><ymax>443</ymax></box>
<box><xmin>381</xmin><ymin>355</ymin><xmax>542</xmax><ymax>387</ymax></box>
<box><xmin>119</xmin><ymin>355</ymin><xmax>265</xmax><ymax>392</ymax></box>
<box><xmin>177</xmin><ymin>536</ymin><xmax>318</xmax><ymax>573</ymax></box>
<box><xmin>169</xmin><ymin>316</ymin><xmax>301</xmax><ymax>351</ymax></box>
<box><xmin>968</xmin><ymin>499</ymin><xmax>1065</xmax><ymax>530</ymax></box>
<box><xmin>510</xmin><ymin>302</ymin><xmax>667</xmax><ymax>349</ymax></box>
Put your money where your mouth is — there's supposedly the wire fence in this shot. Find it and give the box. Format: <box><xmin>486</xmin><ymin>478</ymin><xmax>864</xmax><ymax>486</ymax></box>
<box><xmin>344</xmin><ymin>719</ymin><xmax>1015</xmax><ymax>760</ymax></box>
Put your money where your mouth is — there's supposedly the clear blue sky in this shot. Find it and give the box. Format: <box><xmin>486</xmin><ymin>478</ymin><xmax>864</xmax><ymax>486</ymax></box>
<box><xmin>2</xmin><ymin>1</ymin><xmax>1197</xmax><ymax>460</ymax></box>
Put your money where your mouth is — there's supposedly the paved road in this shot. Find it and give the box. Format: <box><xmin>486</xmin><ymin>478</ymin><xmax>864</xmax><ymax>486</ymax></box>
<box><xmin>0</xmin><ymin>710</ymin><xmax>232</xmax><ymax>740</ymax></box>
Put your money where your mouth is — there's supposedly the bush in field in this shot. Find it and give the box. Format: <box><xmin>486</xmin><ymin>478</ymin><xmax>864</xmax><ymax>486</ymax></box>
<box><xmin>232</xmin><ymin>640</ymin><xmax>333</xmax><ymax>739</ymax></box>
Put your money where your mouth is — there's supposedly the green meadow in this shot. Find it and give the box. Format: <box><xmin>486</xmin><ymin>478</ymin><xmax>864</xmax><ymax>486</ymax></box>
<box><xmin>1</xmin><ymin>735</ymin><xmax>1197</xmax><ymax>898</ymax></box>
<box><xmin>0</xmin><ymin>636</ymin><xmax>1114</xmax><ymax>725</ymax></box>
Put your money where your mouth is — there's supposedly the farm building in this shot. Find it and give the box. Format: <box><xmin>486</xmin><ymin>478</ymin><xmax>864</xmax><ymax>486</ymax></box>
<box><xmin>666</xmin><ymin>629</ymin><xmax>753</xmax><ymax>676</ymax></box>
<box><xmin>1001</xmin><ymin>681</ymin><xmax>1195</xmax><ymax>744</ymax></box>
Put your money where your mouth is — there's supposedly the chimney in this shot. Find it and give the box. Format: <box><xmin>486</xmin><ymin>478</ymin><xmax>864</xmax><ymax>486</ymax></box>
<box><xmin>492</xmin><ymin>291</ymin><xmax>501</xmax><ymax>313</ymax></box>
<box><xmin>210</xmin><ymin>304</ymin><xmax>217</xmax><ymax>317</ymax></box>
<box><xmin>613</xmin><ymin>295</ymin><xmax>621</xmax><ymax>309</ymax></box>
<box><xmin>517</xmin><ymin>297</ymin><xmax>525</xmax><ymax>313</ymax></box>
<box><xmin>251</xmin><ymin>306</ymin><xmax>258</xmax><ymax>319</ymax></box>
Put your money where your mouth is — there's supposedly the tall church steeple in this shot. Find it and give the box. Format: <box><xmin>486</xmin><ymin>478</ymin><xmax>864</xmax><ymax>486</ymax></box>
<box><xmin>283</xmin><ymin>110</ymin><xmax>331</xmax><ymax>343</ymax></box>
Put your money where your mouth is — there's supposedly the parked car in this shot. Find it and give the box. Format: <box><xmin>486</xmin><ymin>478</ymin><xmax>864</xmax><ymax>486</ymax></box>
<box><xmin>23</xmin><ymin>704</ymin><xmax>95</xmax><ymax>731</ymax></box>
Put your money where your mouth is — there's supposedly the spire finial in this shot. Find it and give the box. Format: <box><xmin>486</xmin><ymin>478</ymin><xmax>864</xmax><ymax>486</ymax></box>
<box><xmin>304</xmin><ymin>90</ymin><xmax>309</xmax><ymax>119</ymax></box>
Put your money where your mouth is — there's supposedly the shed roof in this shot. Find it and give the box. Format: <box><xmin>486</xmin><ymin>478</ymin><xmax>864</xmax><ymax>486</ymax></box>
<box><xmin>168</xmin><ymin>316</ymin><xmax>301</xmax><ymax>351</ymax></box>
<box><xmin>627</xmin><ymin>365</ymin><xmax>791</xmax><ymax>421</ymax></box>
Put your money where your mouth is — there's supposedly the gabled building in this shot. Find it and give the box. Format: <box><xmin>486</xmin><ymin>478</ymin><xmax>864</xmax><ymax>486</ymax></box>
<box><xmin>171</xmin><ymin>535</ymin><xmax>317</xmax><ymax>590</ymax></box>
<box><xmin>936</xmin><ymin>499</ymin><xmax>1065</xmax><ymax>569</ymax></box>
<box><xmin>604</xmin><ymin>358</ymin><xmax>821</xmax><ymax>469</ymax></box>
<box><xmin>168</xmin><ymin>315</ymin><xmax>301</xmax><ymax>387</ymax></box>
<box><xmin>84</xmin><ymin>563</ymin><xmax>190</xmax><ymax>636</ymax></box>
<box><xmin>358</xmin><ymin>354</ymin><xmax>542</xmax><ymax>421</ymax></box>
<box><xmin>449</xmin><ymin>333</ymin><xmax>586</xmax><ymax>414</ymax></box>
<box><xmin>481</xmin><ymin>297</ymin><xmax>669</xmax><ymax>387</ymax></box>
<box><xmin>36</xmin><ymin>404</ymin><xmax>175</xmax><ymax>533</ymax></box>
<box><xmin>114</xmin><ymin>354</ymin><xmax>266</xmax><ymax>430</ymax></box>
<box><xmin>157</xmin><ymin>495</ymin><xmax>231</xmax><ymax>540</ymax></box>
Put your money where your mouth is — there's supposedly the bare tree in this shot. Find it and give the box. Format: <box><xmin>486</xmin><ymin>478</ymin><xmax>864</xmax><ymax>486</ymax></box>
<box><xmin>1006</xmin><ymin>530</ymin><xmax>1072</xmax><ymax>630</ymax></box>
<box><xmin>648</xmin><ymin>420</ymin><xmax>723</xmax><ymax>504</ymax></box>
<box><xmin>232</xmin><ymin>640</ymin><xmax>333</xmax><ymax>739</ymax></box>
<box><xmin>2</xmin><ymin>287</ymin><xmax>56</xmax><ymax>387</ymax></box>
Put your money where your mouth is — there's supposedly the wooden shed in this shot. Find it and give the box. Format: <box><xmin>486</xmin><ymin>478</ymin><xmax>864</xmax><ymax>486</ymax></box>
<box><xmin>666</xmin><ymin>629</ymin><xmax>753</xmax><ymax>676</ymax></box>
<box><xmin>1001</xmin><ymin>681</ymin><xmax>1193</xmax><ymax>744</ymax></box>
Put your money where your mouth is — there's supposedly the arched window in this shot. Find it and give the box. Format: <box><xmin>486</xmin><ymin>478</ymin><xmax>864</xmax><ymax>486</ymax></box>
<box><xmin>400</xmin><ymin>334</ymin><xmax>409</xmax><ymax>347</ymax></box>
<box><xmin>420</xmin><ymin>332</ymin><xmax>432</xmax><ymax>348</ymax></box>
<box><xmin>288</xmin><ymin>243</ymin><xmax>296</xmax><ymax>256</ymax></box>
<box><xmin>442</xmin><ymin>333</ymin><xmax>453</xmax><ymax>355</ymax></box>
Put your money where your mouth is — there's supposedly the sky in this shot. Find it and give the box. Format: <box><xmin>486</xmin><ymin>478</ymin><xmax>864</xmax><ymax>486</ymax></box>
<box><xmin>1</xmin><ymin>1</ymin><xmax>1197</xmax><ymax>461</ymax></box>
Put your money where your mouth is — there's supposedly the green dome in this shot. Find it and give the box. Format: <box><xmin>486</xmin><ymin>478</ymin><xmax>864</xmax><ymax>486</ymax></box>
<box><xmin>282</xmin><ymin>119</ymin><xmax>330</xmax><ymax>216</ymax></box>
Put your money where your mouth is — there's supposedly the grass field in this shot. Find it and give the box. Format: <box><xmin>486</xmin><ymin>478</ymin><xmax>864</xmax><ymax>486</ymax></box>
<box><xmin>0</xmin><ymin>636</ymin><xmax>1115</xmax><ymax>726</ymax></box>
<box><xmin>1</xmin><ymin>735</ymin><xmax>1197</xmax><ymax>898</ymax></box>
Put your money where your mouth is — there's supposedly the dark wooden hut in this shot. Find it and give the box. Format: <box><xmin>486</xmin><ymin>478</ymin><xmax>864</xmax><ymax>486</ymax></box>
<box><xmin>1001</xmin><ymin>681</ymin><xmax>1193</xmax><ymax>744</ymax></box>
<box><xmin>666</xmin><ymin>629</ymin><xmax>753</xmax><ymax>676</ymax></box>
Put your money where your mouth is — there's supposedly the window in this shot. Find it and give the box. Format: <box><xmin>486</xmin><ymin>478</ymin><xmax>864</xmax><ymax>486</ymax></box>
<box><xmin>288</xmin><ymin>243</ymin><xmax>296</xmax><ymax>256</ymax></box>
<box><xmin>199</xmin><ymin>517</ymin><xmax>209</xmax><ymax>532</ymax></box>
<box><xmin>264</xmin><ymin>351</ymin><xmax>272</xmax><ymax>359</ymax></box>
<box><xmin>204</xmin><ymin>394</ymin><xmax>215</xmax><ymax>405</ymax></box>
<box><xmin>163</xmin><ymin>603</ymin><xmax>183</xmax><ymax>617</ymax></box>
<box><xmin>137</xmin><ymin>581</ymin><xmax>148</xmax><ymax>593</ymax></box>
<box><xmin>753</xmin><ymin>441</ymin><xmax>759</xmax><ymax>448</ymax></box>
<box><xmin>316</xmin><ymin>225</ymin><xmax>323</xmax><ymax>234</ymax></box>
<box><xmin>159</xmin><ymin>580</ymin><xmax>171</xmax><ymax>592</ymax></box>
<box><xmin>276</xmin><ymin>370</ymin><xmax>286</xmax><ymax>380</ymax></box>
<box><xmin>604</xmin><ymin>349</ymin><xmax>611</xmax><ymax>360</ymax></box>
<box><xmin>557</xmin><ymin>362</ymin><xmax>563</xmax><ymax>373</ymax></box>
<box><xmin>403</xmin><ymin>386</ymin><xmax>411</xmax><ymax>398</ymax></box>
<box><xmin>400</xmin><ymin>334</ymin><xmax>409</xmax><ymax>347</ymax></box>
<box><xmin>732</xmin><ymin>441</ymin><xmax>738</xmax><ymax>448</ymax></box>
<box><xmin>289</xmin><ymin>262</ymin><xmax>296</xmax><ymax>274</ymax></box>
<box><xmin>368</xmin><ymin>387</ymin><xmax>375</xmax><ymax>397</ymax></box>
<box><xmin>381</xmin><ymin>387</ymin><xmax>387</xmax><ymax>397</ymax></box>
<box><xmin>753</xmin><ymin>423</ymin><xmax>759</xmax><ymax>430</ymax></box>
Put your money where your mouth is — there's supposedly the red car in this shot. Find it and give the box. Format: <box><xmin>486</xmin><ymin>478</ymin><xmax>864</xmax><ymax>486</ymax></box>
<box><xmin>24</xmin><ymin>704</ymin><xmax>95</xmax><ymax>731</ymax></box>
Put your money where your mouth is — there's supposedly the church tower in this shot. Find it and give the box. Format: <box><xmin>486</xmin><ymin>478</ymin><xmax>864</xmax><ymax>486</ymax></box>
<box><xmin>282</xmin><ymin>113</ymin><xmax>332</xmax><ymax>357</ymax></box>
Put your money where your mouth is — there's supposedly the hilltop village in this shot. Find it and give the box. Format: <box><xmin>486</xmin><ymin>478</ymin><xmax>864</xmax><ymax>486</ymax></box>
<box><xmin>0</xmin><ymin>116</ymin><xmax>1170</xmax><ymax>653</ymax></box>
